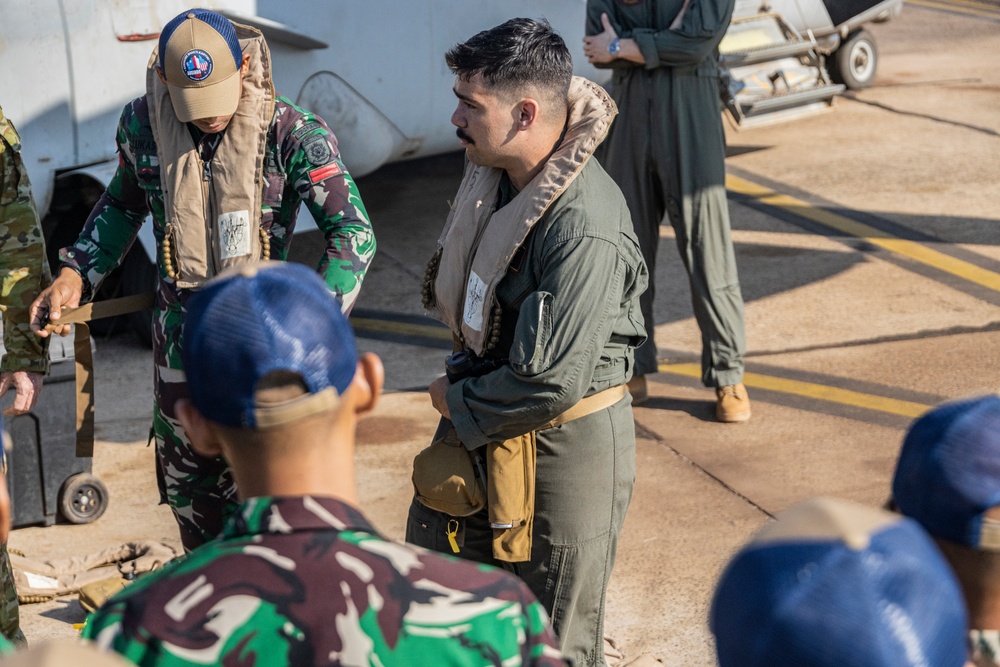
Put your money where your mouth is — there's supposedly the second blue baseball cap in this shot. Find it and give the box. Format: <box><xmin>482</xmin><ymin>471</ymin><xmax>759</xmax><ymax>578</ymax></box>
<box><xmin>892</xmin><ymin>394</ymin><xmax>1000</xmax><ymax>549</ymax></box>
<box><xmin>711</xmin><ymin>496</ymin><xmax>969</xmax><ymax>667</ymax></box>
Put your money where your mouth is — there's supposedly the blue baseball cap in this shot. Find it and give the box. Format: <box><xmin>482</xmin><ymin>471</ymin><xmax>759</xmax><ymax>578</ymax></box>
<box><xmin>182</xmin><ymin>262</ymin><xmax>357</xmax><ymax>429</ymax></box>
<box><xmin>157</xmin><ymin>8</ymin><xmax>244</xmax><ymax>123</ymax></box>
<box><xmin>893</xmin><ymin>394</ymin><xmax>1000</xmax><ymax>549</ymax></box>
<box><xmin>710</xmin><ymin>497</ymin><xmax>969</xmax><ymax>667</ymax></box>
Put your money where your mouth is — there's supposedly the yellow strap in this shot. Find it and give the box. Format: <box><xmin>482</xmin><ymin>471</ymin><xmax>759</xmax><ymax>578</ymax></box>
<box><xmin>540</xmin><ymin>384</ymin><xmax>626</xmax><ymax>430</ymax></box>
<box><xmin>45</xmin><ymin>293</ymin><xmax>156</xmax><ymax>457</ymax></box>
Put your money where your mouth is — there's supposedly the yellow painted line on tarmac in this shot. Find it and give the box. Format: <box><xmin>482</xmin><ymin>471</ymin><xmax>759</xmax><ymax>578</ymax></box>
<box><xmin>350</xmin><ymin>317</ymin><xmax>451</xmax><ymax>341</ymax></box>
<box><xmin>907</xmin><ymin>0</ymin><xmax>1000</xmax><ymax>17</ymax></box>
<box><xmin>660</xmin><ymin>362</ymin><xmax>931</xmax><ymax>418</ymax></box>
<box><xmin>727</xmin><ymin>174</ymin><xmax>1000</xmax><ymax>293</ymax></box>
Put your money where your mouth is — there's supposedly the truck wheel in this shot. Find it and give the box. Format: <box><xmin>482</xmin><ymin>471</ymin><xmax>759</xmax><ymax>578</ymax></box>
<box><xmin>119</xmin><ymin>244</ymin><xmax>156</xmax><ymax>348</ymax></box>
<box><xmin>59</xmin><ymin>473</ymin><xmax>109</xmax><ymax>524</ymax></box>
<box><xmin>829</xmin><ymin>29</ymin><xmax>878</xmax><ymax>90</ymax></box>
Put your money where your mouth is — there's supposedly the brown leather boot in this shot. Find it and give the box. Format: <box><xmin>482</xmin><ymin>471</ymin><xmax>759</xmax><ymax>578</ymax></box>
<box><xmin>716</xmin><ymin>383</ymin><xmax>751</xmax><ymax>423</ymax></box>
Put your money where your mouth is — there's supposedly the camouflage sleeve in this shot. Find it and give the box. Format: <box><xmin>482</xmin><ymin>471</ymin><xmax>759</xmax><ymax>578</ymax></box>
<box><xmin>81</xmin><ymin>601</ymin><xmax>140</xmax><ymax>659</ymax></box>
<box><xmin>0</xmin><ymin>119</ymin><xmax>51</xmax><ymax>374</ymax></box>
<box><xmin>518</xmin><ymin>583</ymin><xmax>571</xmax><ymax>666</ymax></box>
<box><xmin>59</xmin><ymin>101</ymin><xmax>149</xmax><ymax>302</ymax></box>
<box><xmin>282</xmin><ymin>111</ymin><xmax>375</xmax><ymax>314</ymax></box>
<box><xmin>0</xmin><ymin>633</ymin><xmax>14</xmax><ymax>656</ymax></box>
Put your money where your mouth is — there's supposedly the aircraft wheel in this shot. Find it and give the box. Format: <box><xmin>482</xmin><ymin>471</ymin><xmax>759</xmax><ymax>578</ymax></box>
<box><xmin>830</xmin><ymin>29</ymin><xmax>878</xmax><ymax>90</ymax></box>
<box><xmin>59</xmin><ymin>473</ymin><xmax>109</xmax><ymax>524</ymax></box>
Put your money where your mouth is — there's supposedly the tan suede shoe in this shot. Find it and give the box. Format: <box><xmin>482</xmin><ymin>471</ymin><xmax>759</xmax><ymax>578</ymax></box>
<box><xmin>627</xmin><ymin>375</ymin><xmax>648</xmax><ymax>405</ymax></box>
<box><xmin>716</xmin><ymin>383</ymin><xmax>751</xmax><ymax>423</ymax></box>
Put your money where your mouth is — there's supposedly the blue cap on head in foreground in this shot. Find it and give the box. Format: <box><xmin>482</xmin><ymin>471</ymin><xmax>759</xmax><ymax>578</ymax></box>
<box><xmin>892</xmin><ymin>394</ymin><xmax>1000</xmax><ymax>550</ymax></box>
<box><xmin>710</xmin><ymin>496</ymin><xmax>969</xmax><ymax>667</ymax></box>
<box><xmin>182</xmin><ymin>262</ymin><xmax>356</xmax><ymax>429</ymax></box>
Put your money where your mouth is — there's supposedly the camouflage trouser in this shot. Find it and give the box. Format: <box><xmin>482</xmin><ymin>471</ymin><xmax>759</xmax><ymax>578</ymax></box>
<box><xmin>0</xmin><ymin>545</ymin><xmax>24</xmax><ymax>647</ymax></box>
<box><xmin>153</xmin><ymin>363</ymin><xmax>238</xmax><ymax>552</ymax></box>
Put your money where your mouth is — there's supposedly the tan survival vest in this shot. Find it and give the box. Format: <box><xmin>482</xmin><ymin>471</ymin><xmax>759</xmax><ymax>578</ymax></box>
<box><xmin>146</xmin><ymin>23</ymin><xmax>275</xmax><ymax>289</ymax></box>
<box><xmin>428</xmin><ymin>77</ymin><xmax>617</xmax><ymax>354</ymax></box>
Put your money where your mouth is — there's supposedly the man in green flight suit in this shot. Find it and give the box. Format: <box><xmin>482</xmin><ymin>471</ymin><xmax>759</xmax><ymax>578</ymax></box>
<box><xmin>583</xmin><ymin>0</ymin><xmax>751</xmax><ymax>422</ymax></box>
<box><xmin>407</xmin><ymin>18</ymin><xmax>647</xmax><ymax>667</ymax></box>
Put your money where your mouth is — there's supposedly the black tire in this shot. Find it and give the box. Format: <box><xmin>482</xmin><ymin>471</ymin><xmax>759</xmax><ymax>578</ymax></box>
<box><xmin>829</xmin><ymin>29</ymin><xmax>878</xmax><ymax>90</ymax></box>
<box><xmin>118</xmin><ymin>244</ymin><xmax>157</xmax><ymax>347</ymax></box>
<box><xmin>58</xmin><ymin>473</ymin><xmax>109</xmax><ymax>524</ymax></box>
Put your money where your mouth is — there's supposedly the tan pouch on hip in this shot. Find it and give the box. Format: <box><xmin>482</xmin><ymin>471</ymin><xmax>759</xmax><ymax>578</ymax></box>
<box><xmin>411</xmin><ymin>418</ymin><xmax>486</xmax><ymax>517</ymax></box>
<box><xmin>487</xmin><ymin>431</ymin><xmax>537</xmax><ymax>563</ymax></box>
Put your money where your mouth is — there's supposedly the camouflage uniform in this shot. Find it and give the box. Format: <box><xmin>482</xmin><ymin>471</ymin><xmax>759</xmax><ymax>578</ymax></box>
<box><xmin>60</xmin><ymin>96</ymin><xmax>375</xmax><ymax>551</ymax></box>
<box><xmin>971</xmin><ymin>630</ymin><xmax>1000</xmax><ymax>667</ymax></box>
<box><xmin>0</xmin><ymin>107</ymin><xmax>51</xmax><ymax>377</ymax></box>
<box><xmin>83</xmin><ymin>495</ymin><xmax>566</xmax><ymax>666</ymax></box>
<box><xmin>0</xmin><ymin>105</ymin><xmax>52</xmax><ymax>648</ymax></box>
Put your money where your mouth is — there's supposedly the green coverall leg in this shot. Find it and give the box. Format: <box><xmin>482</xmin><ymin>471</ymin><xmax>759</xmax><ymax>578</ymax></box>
<box><xmin>590</xmin><ymin>0</ymin><xmax>746</xmax><ymax>388</ymax></box>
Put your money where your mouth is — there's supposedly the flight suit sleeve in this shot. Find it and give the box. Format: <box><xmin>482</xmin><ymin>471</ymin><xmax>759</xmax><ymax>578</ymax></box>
<box><xmin>0</xmin><ymin>112</ymin><xmax>51</xmax><ymax>374</ymax></box>
<box><xmin>587</xmin><ymin>0</ymin><xmax>734</xmax><ymax>69</ymax></box>
<box><xmin>59</xmin><ymin>105</ymin><xmax>150</xmax><ymax>303</ymax></box>
<box><xmin>447</xmin><ymin>216</ymin><xmax>631</xmax><ymax>449</ymax></box>
<box><xmin>282</xmin><ymin>114</ymin><xmax>375</xmax><ymax>314</ymax></box>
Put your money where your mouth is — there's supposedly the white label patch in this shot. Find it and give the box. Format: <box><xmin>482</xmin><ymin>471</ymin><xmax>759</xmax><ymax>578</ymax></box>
<box><xmin>218</xmin><ymin>211</ymin><xmax>251</xmax><ymax>260</ymax></box>
<box><xmin>463</xmin><ymin>271</ymin><xmax>487</xmax><ymax>331</ymax></box>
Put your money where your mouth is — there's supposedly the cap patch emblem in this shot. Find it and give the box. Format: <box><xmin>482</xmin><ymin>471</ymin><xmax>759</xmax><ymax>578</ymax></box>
<box><xmin>182</xmin><ymin>50</ymin><xmax>213</xmax><ymax>81</ymax></box>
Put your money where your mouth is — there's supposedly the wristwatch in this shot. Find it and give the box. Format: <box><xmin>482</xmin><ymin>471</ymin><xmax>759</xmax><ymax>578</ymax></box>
<box><xmin>608</xmin><ymin>37</ymin><xmax>621</xmax><ymax>57</ymax></box>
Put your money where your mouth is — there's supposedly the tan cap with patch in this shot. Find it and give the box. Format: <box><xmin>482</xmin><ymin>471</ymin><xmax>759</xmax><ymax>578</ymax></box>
<box><xmin>158</xmin><ymin>9</ymin><xmax>243</xmax><ymax>123</ymax></box>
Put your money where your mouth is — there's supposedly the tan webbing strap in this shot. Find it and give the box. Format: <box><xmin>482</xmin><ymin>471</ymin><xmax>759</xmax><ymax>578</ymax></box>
<box><xmin>43</xmin><ymin>293</ymin><xmax>156</xmax><ymax>457</ymax></box>
<box><xmin>539</xmin><ymin>384</ymin><xmax>627</xmax><ymax>431</ymax></box>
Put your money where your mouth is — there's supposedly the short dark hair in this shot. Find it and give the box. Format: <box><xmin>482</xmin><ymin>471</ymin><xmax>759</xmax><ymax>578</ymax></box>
<box><xmin>446</xmin><ymin>18</ymin><xmax>572</xmax><ymax>106</ymax></box>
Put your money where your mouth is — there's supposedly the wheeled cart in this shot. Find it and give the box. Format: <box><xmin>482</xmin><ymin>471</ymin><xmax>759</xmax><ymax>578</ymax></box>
<box><xmin>5</xmin><ymin>330</ymin><xmax>108</xmax><ymax>528</ymax></box>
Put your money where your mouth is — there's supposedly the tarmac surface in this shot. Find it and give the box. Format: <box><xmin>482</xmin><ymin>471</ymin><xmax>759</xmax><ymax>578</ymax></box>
<box><xmin>7</xmin><ymin>2</ymin><xmax>1000</xmax><ymax>665</ymax></box>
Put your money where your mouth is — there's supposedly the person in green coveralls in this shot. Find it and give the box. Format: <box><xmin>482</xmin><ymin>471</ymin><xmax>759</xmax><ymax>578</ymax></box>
<box><xmin>583</xmin><ymin>0</ymin><xmax>751</xmax><ymax>422</ymax></box>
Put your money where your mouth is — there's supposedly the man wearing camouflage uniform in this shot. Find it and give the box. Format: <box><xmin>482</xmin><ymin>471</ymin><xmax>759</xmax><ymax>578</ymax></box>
<box><xmin>0</xmin><ymin>107</ymin><xmax>50</xmax><ymax>417</ymax></box>
<box><xmin>84</xmin><ymin>262</ymin><xmax>565</xmax><ymax>667</ymax></box>
<box><xmin>30</xmin><ymin>10</ymin><xmax>375</xmax><ymax>552</ymax></box>
<box><xmin>0</xmin><ymin>104</ymin><xmax>53</xmax><ymax>647</ymax></box>
<box><xmin>583</xmin><ymin>0</ymin><xmax>751</xmax><ymax>422</ymax></box>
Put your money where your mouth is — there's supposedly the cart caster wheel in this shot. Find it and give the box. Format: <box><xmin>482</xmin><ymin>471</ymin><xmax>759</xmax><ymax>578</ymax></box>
<box><xmin>59</xmin><ymin>473</ymin><xmax>109</xmax><ymax>524</ymax></box>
